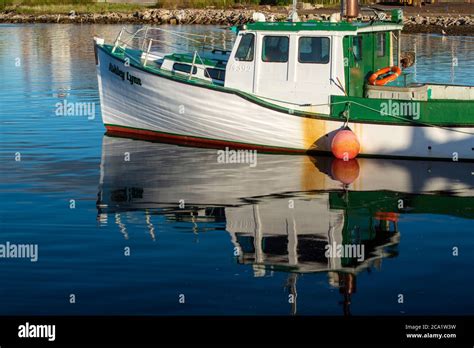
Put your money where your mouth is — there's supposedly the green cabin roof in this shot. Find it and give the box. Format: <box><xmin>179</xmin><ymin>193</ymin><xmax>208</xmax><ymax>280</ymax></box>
<box><xmin>245</xmin><ymin>20</ymin><xmax>403</xmax><ymax>33</ymax></box>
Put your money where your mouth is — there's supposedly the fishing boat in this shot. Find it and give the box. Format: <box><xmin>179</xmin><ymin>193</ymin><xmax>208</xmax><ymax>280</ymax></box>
<box><xmin>94</xmin><ymin>0</ymin><xmax>474</xmax><ymax>160</ymax></box>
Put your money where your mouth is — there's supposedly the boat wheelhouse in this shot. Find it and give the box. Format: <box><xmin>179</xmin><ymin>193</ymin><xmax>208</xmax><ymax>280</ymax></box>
<box><xmin>94</xmin><ymin>4</ymin><xmax>474</xmax><ymax>160</ymax></box>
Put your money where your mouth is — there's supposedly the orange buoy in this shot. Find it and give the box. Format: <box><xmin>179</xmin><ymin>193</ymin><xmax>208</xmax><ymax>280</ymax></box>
<box><xmin>331</xmin><ymin>158</ymin><xmax>360</xmax><ymax>185</ymax></box>
<box><xmin>331</xmin><ymin>129</ymin><xmax>360</xmax><ymax>160</ymax></box>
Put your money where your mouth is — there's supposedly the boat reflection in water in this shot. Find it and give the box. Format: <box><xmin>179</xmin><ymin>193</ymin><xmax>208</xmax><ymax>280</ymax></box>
<box><xmin>97</xmin><ymin>136</ymin><xmax>473</xmax><ymax>315</ymax></box>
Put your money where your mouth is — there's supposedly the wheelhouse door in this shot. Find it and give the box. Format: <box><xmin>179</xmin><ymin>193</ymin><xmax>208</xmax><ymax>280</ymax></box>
<box><xmin>294</xmin><ymin>36</ymin><xmax>332</xmax><ymax>108</ymax></box>
<box><xmin>225</xmin><ymin>32</ymin><xmax>256</xmax><ymax>93</ymax></box>
<box><xmin>255</xmin><ymin>34</ymin><xmax>291</xmax><ymax>101</ymax></box>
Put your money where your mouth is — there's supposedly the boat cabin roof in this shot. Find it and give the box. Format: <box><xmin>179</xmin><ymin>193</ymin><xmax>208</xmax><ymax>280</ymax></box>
<box><xmin>244</xmin><ymin>20</ymin><xmax>403</xmax><ymax>35</ymax></box>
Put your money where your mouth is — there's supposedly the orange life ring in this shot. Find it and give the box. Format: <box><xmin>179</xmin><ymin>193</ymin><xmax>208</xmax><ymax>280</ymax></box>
<box><xmin>368</xmin><ymin>66</ymin><xmax>402</xmax><ymax>86</ymax></box>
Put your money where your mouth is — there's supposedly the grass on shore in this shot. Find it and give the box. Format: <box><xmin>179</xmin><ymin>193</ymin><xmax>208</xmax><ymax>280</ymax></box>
<box><xmin>5</xmin><ymin>4</ymin><xmax>150</xmax><ymax>14</ymax></box>
<box><xmin>1</xmin><ymin>0</ymin><xmax>345</xmax><ymax>14</ymax></box>
<box><xmin>152</xmin><ymin>0</ymin><xmax>343</xmax><ymax>9</ymax></box>
<box><xmin>154</xmin><ymin>0</ymin><xmax>274</xmax><ymax>9</ymax></box>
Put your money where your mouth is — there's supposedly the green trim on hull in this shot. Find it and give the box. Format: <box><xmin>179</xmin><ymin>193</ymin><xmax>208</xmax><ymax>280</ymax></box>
<box><xmin>331</xmin><ymin>95</ymin><xmax>474</xmax><ymax>127</ymax></box>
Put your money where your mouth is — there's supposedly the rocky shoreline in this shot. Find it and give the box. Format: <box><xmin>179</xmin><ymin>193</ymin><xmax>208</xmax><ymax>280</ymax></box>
<box><xmin>1</xmin><ymin>9</ymin><xmax>473</xmax><ymax>35</ymax></box>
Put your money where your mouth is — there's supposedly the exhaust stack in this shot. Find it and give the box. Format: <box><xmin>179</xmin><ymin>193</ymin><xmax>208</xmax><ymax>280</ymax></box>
<box><xmin>341</xmin><ymin>0</ymin><xmax>359</xmax><ymax>20</ymax></box>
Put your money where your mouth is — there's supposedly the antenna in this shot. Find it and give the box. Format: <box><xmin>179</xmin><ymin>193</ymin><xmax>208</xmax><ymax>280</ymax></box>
<box><xmin>289</xmin><ymin>0</ymin><xmax>300</xmax><ymax>22</ymax></box>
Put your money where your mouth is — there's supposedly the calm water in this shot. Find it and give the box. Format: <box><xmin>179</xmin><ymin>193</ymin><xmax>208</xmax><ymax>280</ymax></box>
<box><xmin>0</xmin><ymin>24</ymin><xmax>473</xmax><ymax>316</ymax></box>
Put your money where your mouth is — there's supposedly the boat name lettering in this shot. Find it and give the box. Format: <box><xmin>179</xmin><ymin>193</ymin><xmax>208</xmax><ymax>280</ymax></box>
<box><xmin>109</xmin><ymin>63</ymin><xmax>142</xmax><ymax>86</ymax></box>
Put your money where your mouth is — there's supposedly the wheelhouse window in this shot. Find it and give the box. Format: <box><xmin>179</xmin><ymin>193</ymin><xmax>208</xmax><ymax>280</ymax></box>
<box><xmin>298</xmin><ymin>37</ymin><xmax>330</xmax><ymax>64</ymax></box>
<box><xmin>353</xmin><ymin>35</ymin><xmax>363</xmax><ymax>61</ymax></box>
<box><xmin>262</xmin><ymin>36</ymin><xmax>289</xmax><ymax>63</ymax></box>
<box><xmin>376</xmin><ymin>33</ymin><xmax>386</xmax><ymax>57</ymax></box>
<box><xmin>204</xmin><ymin>68</ymin><xmax>226</xmax><ymax>81</ymax></box>
<box><xmin>235</xmin><ymin>33</ymin><xmax>255</xmax><ymax>62</ymax></box>
<box><xmin>173</xmin><ymin>63</ymin><xmax>197</xmax><ymax>75</ymax></box>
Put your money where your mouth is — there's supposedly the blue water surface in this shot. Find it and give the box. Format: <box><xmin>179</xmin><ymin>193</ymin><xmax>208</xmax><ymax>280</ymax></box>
<box><xmin>0</xmin><ymin>24</ymin><xmax>473</xmax><ymax>315</ymax></box>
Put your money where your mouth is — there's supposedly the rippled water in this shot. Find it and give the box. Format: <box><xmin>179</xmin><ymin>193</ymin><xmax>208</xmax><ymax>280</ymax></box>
<box><xmin>0</xmin><ymin>24</ymin><xmax>473</xmax><ymax>315</ymax></box>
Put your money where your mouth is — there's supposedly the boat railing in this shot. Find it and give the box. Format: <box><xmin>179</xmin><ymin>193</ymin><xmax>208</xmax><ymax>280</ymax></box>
<box><xmin>111</xmin><ymin>26</ymin><xmax>231</xmax><ymax>79</ymax></box>
<box><xmin>112</xmin><ymin>26</ymin><xmax>232</xmax><ymax>57</ymax></box>
<box><xmin>140</xmin><ymin>37</ymin><xmax>213</xmax><ymax>81</ymax></box>
<box><xmin>188</xmin><ymin>50</ymin><xmax>212</xmax><ymax>81</ymax></box>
